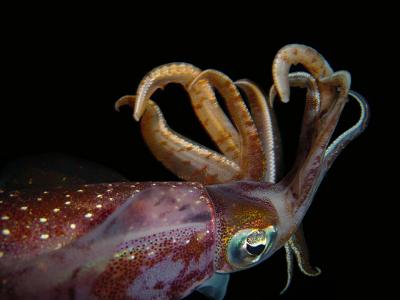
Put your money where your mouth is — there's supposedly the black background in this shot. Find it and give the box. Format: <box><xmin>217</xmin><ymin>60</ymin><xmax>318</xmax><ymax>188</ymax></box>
<box><xmin>0</xmin><ymin>6</ymin><xmax>390</xmax><ymax>300</ymax></box>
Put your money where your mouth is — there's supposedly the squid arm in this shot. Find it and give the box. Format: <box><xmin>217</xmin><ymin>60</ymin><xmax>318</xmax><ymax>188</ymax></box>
<box><xmin>132</xmin><ymin>63</ymin><xmax>241</xmax><ymax>162</ymax></box>
<box><xmin>116</xmin><ymin>96</ymin><xmax>241</xmax><ymax>184</ymax></box>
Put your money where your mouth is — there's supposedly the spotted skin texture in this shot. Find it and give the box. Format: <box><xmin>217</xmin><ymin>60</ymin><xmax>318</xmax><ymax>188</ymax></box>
<box><xmin>94</xmin><ymin>223</ymin><xmax>214</xmax><ymax>300</ymax></box>
<box><xmin>0</xmin><ymin>182</ymin><xmax>138</xmax><ymax>259</ymax></box>
<box><xmin>0</xmin><ymin>182</ymin><xmax>216</xmax><ymax>300</ymax></box>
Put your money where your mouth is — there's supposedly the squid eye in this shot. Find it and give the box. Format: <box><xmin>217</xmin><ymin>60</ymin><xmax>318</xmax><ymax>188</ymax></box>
<box><xmin>246</xmin><ymin>230</ymin><xmax>267</xmax><ymax>256</ymax></box>
<box><xmin>227</xmin><ymin>226</ymin><xmax>277</xmax><ymax>270</ymax></box>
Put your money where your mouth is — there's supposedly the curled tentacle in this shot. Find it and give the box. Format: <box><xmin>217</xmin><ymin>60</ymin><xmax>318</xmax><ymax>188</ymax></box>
<box><xmin>320</xmin><ymin>70</ymin><xmax>351</xmax><ymax>97</ymax></box>
<box><xmin>272</xmin><ymin>44</ymin><xmax>333</xmax><ymax>103</ymax></box>
<box><xmin>269</xmin><ymin>71</ymin><xmax>321</xmax><ymax>112</ymax></box>
<box><xmin>134</xmin><ymin>63</ymin><xmax>200</xmax><ymax>120</ymax></box>
<box><xmin>281</xmin><ymin>227</ymin><xmax>322</xmax><ymax>295</ymax></box>
<box><xmin>116</xmin><ymin>95</ymin><xmax>241</xmax><ymax>184</ymax></box>
<box><xmin>189</xmin><ymin>70</ymin><xmax>266</xmax><ymax>180</ymax></box>
<box><xmin>324</xmin><ymin>90</ymin><xmax>370</xmax><ymax>169</ymax></box>
<box><xmin>132</xmin><ymin>63</ymin><xmax>241</xmax><ymax>162</ymax></box>
<box><xmin>288</xmin><ymin>225</ymin><xmax>321</xmax><ymax>277</ymax></box>
<box><xmin>318</xmin><ymin>70</ymin><xmax>352</xmax><ymax>114</ymax></box>
<box><xmin>115</xmin><ymin>94</ymin><xmax>134</xmax><ymax>112</ymax></box>
<box><xmin>281</xmin><ymin>243</ymin><xmax>294</xmax><ymax>295</ymax></box>
<box><xmin>235</xmin><ymin>79</ymin><xmax>282</xmax><ymax>183</ymax></box>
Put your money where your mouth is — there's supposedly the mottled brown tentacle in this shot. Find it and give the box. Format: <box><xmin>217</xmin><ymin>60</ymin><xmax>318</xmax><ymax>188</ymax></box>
<box><xmin>116</xmin><ymin>96</ymin><xmax>241</xmax><ymax>184</ymax></box>
<box><xmin>319</xmin><ymin>70</ymin><xmax>352</xmax><ymax>114</ymax></box>
<box><xmin>269</xmin><ymin>72</ymin><xmax>321</xmax><ymax>111</ymax></box>
<box><xmin>132</xmin><ymin>63</ymin><xmax>241</xmax><ymax>162</ymax></box>
<box><xmin>320</xmin><ymin>71</ymin><xmax>351</xmax><ymax>97</ymax></box>
<box><xmin>189</xmin><ymin>70</ymin><xmax>265</xmax><ymax>180</ymax></box>
<box><xmin>235</xmin><ymin>79</ymin><xmax>282</xmax><ymax>183</ymax></box>
<box><xmin>272</xmin><ymin>44</ymin><xmax>333</xmax><ymax>103</ymax></box>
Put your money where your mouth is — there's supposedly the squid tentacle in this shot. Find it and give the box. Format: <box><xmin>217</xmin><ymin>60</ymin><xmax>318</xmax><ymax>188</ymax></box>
<box><xmin>324</xmin><ymin>90</ymin><xmax>370</xmax><ymax>169</ymax></box>
<box><xmin>235</xmin><ymin>76</ymin><xmax>322</xmax><ymax>294</ymax></box>
<box><xmin>269</xmin><ymin>71</ymin><xmax>321</xmax><ymax>112</ymax></box>
<box><xmin>189</xmin><ymin>69</ymin><xmax>266</xmax><ymax>180</ymax></box>
<box><xmin>281</xmin><ymin>227</ymin><xmax>322</xmax><ymax>293</ymax></box>
<box><xmin>272</xmin><ymin>44</ymin><xmax>333</xmax><ymax>104</ymax></box>
<box><xmin>116</xmin><ymin>95</ymin><xmax>241</xmax><ymax>184</ymax></box>
<box><xmin>317</xmin><ymin>70</ymin><xmax>352</xmax><ymax>114</ymax></box>
<box><xmin>288</xmin><ymin>225</ymin><xmax>321</xmax><ymax>277</ymax></box>
<box><xmin>281</xmin><ymin>243</ymin><xmax>294</xmax><ymax>295</ymax></box>
<box><xmin>320</xmin><ymin>70</ymin><xmax>351</xmax><ymax>98</ymax></box>
<box><xmin>269</xmin><ymin>72</ymin><xmax>322</xmax><ymax>166</ymax></box>
<box><xmin>132</xmin><ymin>63</ymin><xmax>241</xmax><ymax>162</ymax></box>
<box><xmin>134</xmin><ymin>63</ymin><xmax>200</xmax><ymax>120</ymax></box>
<box><xmin>268</xmin><ymin>72</ymin><xmax>323</xmax><ymax>293</ymax></box>
<box><xmin>235</xmin><ymin>79</ymin><xmax>282</xmax><ymax>183</ymax></box>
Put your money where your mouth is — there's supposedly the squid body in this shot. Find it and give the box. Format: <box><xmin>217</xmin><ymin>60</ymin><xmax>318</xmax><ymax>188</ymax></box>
<box><xmin>0</xmin><ymin>44</ymin><xmax>369</xmax><ymax>300</ymax></box>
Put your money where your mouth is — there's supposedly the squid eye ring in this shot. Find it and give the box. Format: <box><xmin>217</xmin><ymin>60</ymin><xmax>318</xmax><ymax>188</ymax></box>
<box><xmin>227</xmin><ymin>226</ymin><xmax>277</xmax><ymax>270</ymax></box>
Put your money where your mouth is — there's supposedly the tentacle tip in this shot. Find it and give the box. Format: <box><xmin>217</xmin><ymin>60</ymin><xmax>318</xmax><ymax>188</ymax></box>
<box><xmin>133</xmin><ymin>112</ymin><xmax>142</xmax><ymax>122</ymax></box>
<box><xmin>281</xmin><ymin>95</ymin><xmax>290</xmax><ymax>104</ymax></box>
<box><xmin>114</xmin><ymin>96</ymin><xmax>133</xmax><ymax>112</ymax></box>
<box><xmin>303</xmin><ymin>266</ymin><xmax>322</xmax><ymax>277</ymax></box>
<box><xmin>312</xmin><ymin>267</ymin><xmax>322</xmax><ymax>276</ymax></box>
<box><xmin>279</xmin><ymin>285</ymin><xmax>290</xmax><ymax>295</ymax></box>
<box><xmin>114</xmin><ymin>103</ymin><xmax>122</xmax><ymax>112</ymax></box>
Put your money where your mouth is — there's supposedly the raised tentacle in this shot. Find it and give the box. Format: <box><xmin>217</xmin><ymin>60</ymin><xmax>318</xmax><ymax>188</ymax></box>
<box><xmin>281</xmin><ymin>93</ymin><xmax>349</xmax><ymax>219</ymax></box>
<box><xmin>320</xmin><ymin>71</ymin><xmax>351</xmax><ymax>97</ymax></box>
<box><xmin>132</xmin><ymin>63</ymin><xmax>241</xmax><ymax>162</ymax></box>
<box><xmin>272</xmin><ymin>44</ymin><xmax>333</xmax><ymax>103</ymax></box>
<box><xmin>318</xmin><ymin>70</ymin><xmax>352</xmax><ymax>114</ymax></box>
<box><xmin>235</xmin><ymin>79</ymin><xmax>282</xmax><ymax>183</ymax></box>
<box><xmin>189</xmin><ymin>70</ymin><xmax>266</xmax><ymax>180</ymax></box>
<box><xmin>269</xmin><ymin>72</ymin><xmax>322</xmax><ymax>163</ymax></box>
<box><xmin>324</xmin><ymin>90</ymin><xmax>369</xmax><ymax>169</ymax></box>
<box><xmin>116</xmin><ymin>96</ymin><xmax>241</xmax><ymax>184</ymax></box>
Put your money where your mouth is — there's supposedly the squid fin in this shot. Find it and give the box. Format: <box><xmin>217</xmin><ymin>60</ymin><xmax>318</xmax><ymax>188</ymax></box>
<box><xmin>196</xmin><ymin>273</ymin><xmax>230</xmax><ymax>300</ymax></box>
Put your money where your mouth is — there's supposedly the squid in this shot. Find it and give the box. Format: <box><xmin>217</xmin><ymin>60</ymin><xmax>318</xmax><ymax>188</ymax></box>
<box><xmin>0</xmin><ymin>44</ymin><xmax>369</xmax><ymax>300</ymax></box>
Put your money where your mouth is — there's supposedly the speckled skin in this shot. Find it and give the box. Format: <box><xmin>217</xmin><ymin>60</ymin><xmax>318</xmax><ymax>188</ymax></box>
<box><xmin>0</xmin><ymin>182</ymin><xmax>216</xmax><ymax>299</ymax></box>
